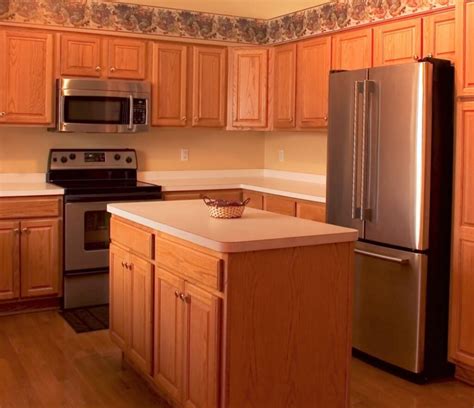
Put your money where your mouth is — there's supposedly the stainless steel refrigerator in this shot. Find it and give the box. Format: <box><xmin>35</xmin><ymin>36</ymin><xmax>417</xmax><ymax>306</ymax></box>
<box><xmin>326</xmin><ymin>59</ymin><xmax>454</xmax><ymax>382</ymax></box>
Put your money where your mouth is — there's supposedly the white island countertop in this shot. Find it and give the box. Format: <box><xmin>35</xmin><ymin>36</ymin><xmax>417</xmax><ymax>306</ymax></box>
<box><xmin>108</xmin><ymin>200</ymin><xmax>357</xmax><ymax>253</ymax></box>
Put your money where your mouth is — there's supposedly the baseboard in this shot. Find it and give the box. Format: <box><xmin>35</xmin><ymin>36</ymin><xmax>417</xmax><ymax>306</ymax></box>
<box><xmin>0</xmin><ymin>297</ymin><xmax>61</xmax><ymax>316</ymax></box>
<box><xmin>455</xmin><ymin>364</ymin><xmax>474</xmax><ymax>386</ymax></box>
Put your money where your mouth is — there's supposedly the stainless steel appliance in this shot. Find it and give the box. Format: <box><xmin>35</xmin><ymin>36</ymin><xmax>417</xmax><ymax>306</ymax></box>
<box><xmin>51</xmin><ymin>78</ymin><xmax>150</xmax><ymax>133</ymax></box>
<box><xmin>326</xmin><ymin>59</ymin><xmax>454</xmax><ymax>382</ymax></box>
<box><xmin>47</xmin><ymin>149</ymin><xmax>161</xmax><ymax>308</ymax></box>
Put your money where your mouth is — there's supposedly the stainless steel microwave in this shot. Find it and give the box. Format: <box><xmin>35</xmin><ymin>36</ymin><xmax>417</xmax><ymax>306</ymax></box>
<box><xmin>51</xmin><ymin>78</ymin><xmax>150</xmax><ymax>133</ymax></box>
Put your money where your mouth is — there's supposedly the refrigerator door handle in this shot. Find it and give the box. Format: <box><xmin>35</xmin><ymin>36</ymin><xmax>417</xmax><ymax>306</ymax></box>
<box><xmin>352</xmin><ymin>81</ymin><xmax>364</xmax><ymax>220</ymax></box>
<box><xmin>354</xmin><ymin>249</ymin><xmax>410</xmax><ymax>264</ymax></box>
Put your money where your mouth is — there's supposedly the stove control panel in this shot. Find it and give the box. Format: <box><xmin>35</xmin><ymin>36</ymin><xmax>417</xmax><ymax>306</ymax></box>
<box><xmin>49</xmin><ymin>149</ymin><xmax>137</xmax><ymax>170</ymax></box>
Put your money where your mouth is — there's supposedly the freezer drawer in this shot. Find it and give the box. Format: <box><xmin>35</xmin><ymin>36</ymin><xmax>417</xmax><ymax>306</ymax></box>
<box><xmin>353</xmin><ymin>241</ymin><xmax>427</xmax><ymax>373</ymax></box>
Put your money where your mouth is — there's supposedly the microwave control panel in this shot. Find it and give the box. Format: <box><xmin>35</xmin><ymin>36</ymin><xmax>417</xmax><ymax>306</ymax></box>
<box><xmin>133</xmin><ymin>99</ymin><xmax>147</xmax><ymax>124</ymax></box>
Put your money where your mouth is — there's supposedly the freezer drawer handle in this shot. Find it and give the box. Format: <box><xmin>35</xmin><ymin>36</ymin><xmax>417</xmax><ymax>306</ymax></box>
<box><xmin>354</xmin><ymin>249</ymin><xmax>410</xmax><ymax>264</ymax></box>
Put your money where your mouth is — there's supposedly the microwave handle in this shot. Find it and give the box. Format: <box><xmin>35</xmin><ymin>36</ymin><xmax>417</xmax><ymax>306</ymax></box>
<box><xmin>128</xmin><ymin>95</ymin><xmax>134</xmax><ymax>130</ymax></box>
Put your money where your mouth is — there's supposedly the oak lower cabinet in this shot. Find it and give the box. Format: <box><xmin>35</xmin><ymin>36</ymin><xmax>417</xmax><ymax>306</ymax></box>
<box><xmin>0</xmin><ymin>196</ymin><xmax>62</xmax><ymax>303</ymax></box>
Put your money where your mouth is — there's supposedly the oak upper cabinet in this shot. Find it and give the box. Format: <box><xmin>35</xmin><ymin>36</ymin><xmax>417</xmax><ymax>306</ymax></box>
<box><xmin>60</xmin><ymin>33</ymin><xmax>146</xmax><ymax>80</ymax></box>
<box><xmin>191</xmin><ymin>46</ymin><xmax>227</xmax><ymax>127</ymax></box>
<box><xmin>450</xmin><ymin>100</ymin><xmax>474</xmax><ymax>382</ymax></box>
<box><xmin>423</xmin><ymin>10</ymin><xmax>455</xmax><ymax>62</ymax></box>
<box><xmin>456</xmin><ymin>0</ymin><xmax>474</xmax><ymax>96</ymax></box>
<box><xmin>296</xmin><ymin>36</ymin><xmax>331</xmax><ymax>128</ymax></box>
<box><xmin>332</xmin><ymin>28</ymin><xmax>373</xmax><ymax>70</ymax></box>
<box><xmin>228</xmin><ymin>47</ymin><xmax>269</xmax><ymax>129</ymax></box>
<box><xmin>152</xmin><ymin>42</ymin><xmax>188</xmax><ymax>126</ymax></box>
<box><xmin>273</xmin><ymin>43</ymin><xmax>297</xmax><ymax>129</ymax></box>
<box><xmin>0</xmin><ymin>221</ymin><xmax>20</xmax><ymax>301</ymax></box>
<box><xmin>20</xmin><ymin>218</ymin><xmax>60</xmax><ymax>298</ymax></box>
<box><xmin>0</xmin><ymin>28</ymin><xmax>54</xmax><ymax>124</ymax></box>
<box><xmin>373</xmin><ymin>18</ymin><xmax>422</xmax><ymax>66</ymax></box>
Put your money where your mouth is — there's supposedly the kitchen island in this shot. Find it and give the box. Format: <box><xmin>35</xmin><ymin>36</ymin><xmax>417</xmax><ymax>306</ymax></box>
<box><xmin>107</xmin><ymin>200</ymin><xmax>357</xmax><ymax>408</ymax></box>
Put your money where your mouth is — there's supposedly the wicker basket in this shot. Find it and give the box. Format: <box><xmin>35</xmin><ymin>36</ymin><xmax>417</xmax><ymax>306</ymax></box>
<box><xmin>203</xmin><ymin>196</ymin><xmax>251</xmax><ymax>219</ymax></box>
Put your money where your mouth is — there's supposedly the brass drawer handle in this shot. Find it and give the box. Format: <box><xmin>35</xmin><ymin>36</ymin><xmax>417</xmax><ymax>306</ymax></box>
<box><xmin>110</xmin><ymin>67</ymin><xmax>116</xmax><ymax>72</ymax></box>
<box><xmin>95</xmin><ymin>66</ymin><xmax>102</xmax><ymax>72</ymax></box>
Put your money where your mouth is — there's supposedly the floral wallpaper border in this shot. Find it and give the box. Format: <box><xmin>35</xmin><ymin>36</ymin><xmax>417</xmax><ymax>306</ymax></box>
<box><xmin>0</xmin><ymin>0</ymin><xmax>454</xmax><ymax>45</ymax></box>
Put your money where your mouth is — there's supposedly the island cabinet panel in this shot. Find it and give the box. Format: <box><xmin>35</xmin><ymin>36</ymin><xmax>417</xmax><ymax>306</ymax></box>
<box><xmin>273</xmin><ymin>43</ymin><xmax>297</xmax><ymax>129</ymax></box>
<box><xmin>107</xmin><ymin>38</ymin><xmax>146</xmax><ymax>80</ymax></box>
<box><xmin>0</xmin><ymin>221</ymin><xmax>20</xmax><ymax>301</ymax></box>
<box><xmin>182</xmin><ymin>282</ymin><xmax>220</xmax><ymax>408</ymax></box>
<box><xmin>332</xmin><ymin>27</ymin><xmax>373</xmax><ymax>70</ymax></box>
<box><xmin>20</xmin><ymin>218</ymin><xmax>60</xmax><ymax>298</ymax></box>
<box><xmin>228</xmin><ymin>48</ymin><xmax>269</xmax><ymax>129</ymax></box>
<box><xmin>0</xmin><ymin>28</ymin><xmax>54</xmax><ymax>125</ymax></box>
<box><xmin>191</xmin><ymin>46</ymin><xmax>227</xmax><ymax>127</ymax></box>
<box><xmin>423</xmin><ymin>10</ymin><xmax>455</xmax><ymax>62</ymax></box>
<box><xmin>110</xmin><ymin>243</ymin><xmax>130</xmax><ymax>350</ymax></box>
<box><xmin>154</xmin><ymin>267</ymin><xmax>184</xmax><ymax>402</ymax></box>
<box><xmin>456</xmin><ymin>1</ymin><xmax>474</xmax><ymax>96</ymax></box>
<box><xmin>373</xmin><ymin>18</ymin><xmax>422</xmax><ymax>66</ymax></box>
<box><xmin>152</xmin><ymin>42</ymin><xmax>188</xmax><ymax>126</ymax></box>
<box><xmin>296</xmin><ymin>36</ymin><xmax>331</xmax><ymax>128</ymax></box>
<box><xmin>60</xmin><ymin>33</ymin><xmax>103</xmax><ymax>77</ymax></box>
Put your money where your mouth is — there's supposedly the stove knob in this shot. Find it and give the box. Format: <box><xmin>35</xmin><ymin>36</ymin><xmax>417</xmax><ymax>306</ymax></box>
<box><xmin>61</xmin><ymin>156</ymin><xmax>68</xmax><ymax>163</ymax></box>
<box><xmin>69</xmin><ymin>153</ymin><xmax>76</xmax><ymax>160</ymax></box>
<box><xmin>52</xmin><ymin>157</ymin><xmax>57</xmax><ymax>162</ymax></box>
<box><xmin>114</xmin><ymin>154</ymin><xmax>121</xmax><ymax>161</ymax></box>
<box><xmin>126</xmin><ymin>156</ymin><xmax>133</xmax><ymax>164</ymax></box>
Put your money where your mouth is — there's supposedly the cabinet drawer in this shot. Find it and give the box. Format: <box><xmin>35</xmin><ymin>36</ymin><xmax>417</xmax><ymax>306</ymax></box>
<box><xmin>0</xmin><ymin>196</ymin><xmax>62</xmax><ymax>219</ymax></box>
<box><xmin>296</xmin><ymin>202</ymin><xmax>326</xmax><ymax>222</ymax></box>
<box><xmin>243</xmin><ymin>190</ymin><xmax>264</xmax><ymax>210</ymax></box>
<box><xmin>156</xmin><ymin>236</ymin><xmax>223</xmax><ymax>291</ymax></box>
<box><xmin>264</xmin><ymin>195</ymin><xmax>296</xmax><ymax>216</ymax></box>
<box><xmin>110</xmin><ymin>217</ymin><xmax>154</xmax><ymax>260</ymax></box>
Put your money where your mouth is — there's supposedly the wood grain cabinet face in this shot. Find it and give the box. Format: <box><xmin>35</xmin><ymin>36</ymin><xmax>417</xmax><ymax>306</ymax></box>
<box><xmin>457</xmin><ymin>1</ymin><xmax>474</xmax><ymax>96</ymax></box>
<box><xmin>423</xmin><ymin>10</ymin><xmax>455</xmax><ymax>62</ymax></box>
<box><xmin>229</xmin><ymin>48</ymin><xmax>268</xmax><ymax>128</ymax></box>
<box><xmin>263</xmin><ymin>195</ymin><xmax>296</xmax><ymax>216</ymax></box>
<box><xmin>296</xmin><ymin>37</ymin><xmax>331</xmax><ymax>128</ymax></box>
<box><xmin>243</xmin><ymin>190</ymin><xmax>264</xmax><ymax>210</ymax></box>
<box><xmin>0</xmin><ymin>29</ymin><xmax>54</xmax><ymax>124</ymax></box>
<box><xmin>60</xmin><ymin>33</ymin><xmax>102</xmax><ymax>77</ymax></box>
<box><xmin>450</xmin><ymin>101</ymin><xmax>474</xmax><ymax>369</ymax></box>
<box><xmin>192</xmin><ymin>46</ymin><xmax>227</xmax><ymax>127</ymax></box>
<box><xmin>107</xmin><ymin>38</ymin><xmax>146</xmax><ymax>80</ymax></box>
<box><xmin>20</xmin><ymin>218</ymin><xmax>60</xmax><ymax>298</ymax></box>
<box><xmin>373</xmin><ymin>18</ymin><xmax>422</xmax><ymax>66</ymax></box>
<box><xmin>182</xmin><ymin>282</ymin><xmax>220</xmax><ymax>408</ymax></box>
<box><xmin>0</xmin><ymin>221</ymin><xmax>20</xmax><ymax>301</ymax></box>
<box><xmin>296</xmin><ymin>202</ymin><xmax>326</xmax><ymax>223</ymax></box>
<box><xmin>332</xmin><ymin>28</ymin><xmax>373</xmax><ymax>70</ymax></box>
<box><xmin>273</xmin><ymin>43</ymin><xmax>297</xmax><ymax>129</ymax></box>
<box><xmin>152</xmin><ymin>43</ymin><xmax>188</xmax><ymax>126</ymax></box>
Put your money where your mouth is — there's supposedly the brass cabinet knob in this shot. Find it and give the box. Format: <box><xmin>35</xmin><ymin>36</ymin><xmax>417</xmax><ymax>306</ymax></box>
<box><xmin>0</xmin><ymin>112</ymin><xmax>6</xmax><ymax>117</ymax></box>
<box><xmin>95</xmin><ymin>66</ymin><xmax>102</xmax><ymax>72</ymax></box>
<box><xmin>288</xmin><ymin>117</ymin><xmax>293</xmax><ymax>122</ymax></box>
<box><xmin>179</xmin><ymin>293</ymin><xmax>190</xmax><ymax>303</ymax></box>
<box><xmin>13</xmin><ymin>228</ymin><xmax>20</xmax><ymax>233</ymax></box>
<box><xmin>174</xmin><ymin>290</ymin><xmax>180</xmax><ymax>298</ymax></box>
<box><xmin>110</xmin><ymin>67</ymin><xmax>116</xmax><ymax>72</ymax></box>
<box><xmin>413</xmin><ymin>55</ymin><xmax>419</xmax><ymax>61</ymax></box>
<box><xmin>426</xmin><ymin>53</ymin><xmax>433</xmax><ymax>58</ymax></box>
<box><xmin>324</xmin><ymin>115</ymin><xmax>328</xmax><ymax>121</ymax></box>
<box><xmin>129</xmin><ymin>263</ymin><xmax>134</xmax><ymax>270</ymax></box>
<box><xmin>21</xmin><ymin>228</ymin><xmax>28</xmax><ymax>233</ymax></box>
<box><xmin>182</xmin><ymin>116</ymin><xmax>187</xmax><ymax>121</ymax></box>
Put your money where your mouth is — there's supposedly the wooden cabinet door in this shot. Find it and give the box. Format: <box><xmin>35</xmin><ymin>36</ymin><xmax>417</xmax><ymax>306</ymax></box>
<box><xmin>263</xmin><ymin>195</ymin><xmax>296</xmax><ymax>216</ymax></box>
<box><xmin>110</xmin><ymin>243</ymin><xmax>130</xmax><ymax>350</ymax></box>
<box><xmin>450</xmin><ymin>100</ymin><xmax>474</xmax><ymax>369</ymax></box>
<box><xmin>108</xmin><ymin>38</ymin><xmax>146</xmax><ymax>80</ymax></box>
<box><xmin>423</xmin><ymin>10</ymin><xmax>455</xmax><ymax>62</ymax></box>
<box><xmin>152</xmin><ymin>42</ymin><xmax>188</xmax><ymax>126</ymax></box>
<box><xmin>296</xmin><ymin>202</ymin><xmax>326</xmax><ymax>223</ymax></box>
<box><xmin>456</xmin><ymin>1</ymin><xmax>474</xmax><ymax>96</ymax></box>
<box><xmin>296</xmin><ymin>37</ymin><xmax>331</xmax><ymax>128</ymax></box>
<box><xmin>182</xmin><ymin>283</ymin><xmax>220</xmax><ymax>408</ymax></box>
<box><xmin>243</xmin><ymin>190</ymin><xmax>264</xmax><ymax>210</ymax></box>
<box><xmin>128</xmin><ymin>254</ymin><xmax>154</xmax><ymax>374</ymax></box>
<box><xmin>229</xmin><ymin>48</ymin><xmax>268</xmax><ymax>128</ymax></box>
<box><xmin>332</xmin><ymin>28</ymin><xmax>373</xmax><ymax>70</ymax></box>
<box><xmin>20</xmin><ymin>219</ymin><xmax>60</xmax><ymax>298</ymax></box>
<box><xmin>154</xmin><ymin>267</ymin><xmax>184</xmax><ymax>402</ymax></box>
<box><xmin>191</xmin><ymin>46</ymin><xmax>226</xmax><ymax>127</ymax></box>
<box><xmin>373</xmin><ymin>18</ymin><xmax>422</xmax><ymax>66</ymax></box>
<box><xmin>273</xmin><ymin>43</ymin><xmax>297</xmax><ymax>129</ymax></box>
<box><xmin>60</xmin><ymin>33</ymin><xmax>103</xmax><ymax>77</ymax></box>
<box><xmin>0</xmin><ymin>29</ymin><xmax>54</xmax><ymax>124</ymax></box>
<box><xmin>0</xmin><ymin>221</ymin><xmax>20</xmax><ymax>301</ymax></box>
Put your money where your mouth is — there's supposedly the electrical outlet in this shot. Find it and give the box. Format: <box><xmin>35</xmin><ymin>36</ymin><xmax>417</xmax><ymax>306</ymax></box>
<box><xmin>278</xmin><ymin>149</ymin><xmax>285</xmax><ymax>162</ymax></box>
<box><xmin>180</xmin><ymin>148</ymin><xmax>189</xmax><ymax>161</ymax></box>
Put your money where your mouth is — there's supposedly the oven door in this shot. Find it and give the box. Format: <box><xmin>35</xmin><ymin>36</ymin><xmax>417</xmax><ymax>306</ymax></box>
<box><xmin>65</xmin><ymin>201</ymin><xmax>111</xmax><ymax>272</ymax></box>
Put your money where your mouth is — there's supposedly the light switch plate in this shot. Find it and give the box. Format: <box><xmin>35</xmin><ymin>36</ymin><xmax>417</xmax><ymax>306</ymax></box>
<box><xmin>278</xmin><ymin>149</ymin><xmax>285</xmax><ymax>162</ymax></box>
<box><xmin>181</xmin><ymin>148</ymin><xmax>189</xmax><ymax>161</ymax></box>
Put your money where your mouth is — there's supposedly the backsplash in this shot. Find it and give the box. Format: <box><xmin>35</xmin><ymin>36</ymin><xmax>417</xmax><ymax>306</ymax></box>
<box><xmin>0</xmin><ymin>0</ymin><xmax>453</xmax><ymax>45</ymax></box>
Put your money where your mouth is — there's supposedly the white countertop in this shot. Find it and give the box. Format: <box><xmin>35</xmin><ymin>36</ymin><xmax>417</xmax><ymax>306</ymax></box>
<box><xmin>108</xmin><ymin>200</ymin><xmax>356</xmax><ymax>253</ymax></box>
<box><xmin>0</xmin><ymin>182</ymin><xmax>64</xmax><ymax>197</ymax></box>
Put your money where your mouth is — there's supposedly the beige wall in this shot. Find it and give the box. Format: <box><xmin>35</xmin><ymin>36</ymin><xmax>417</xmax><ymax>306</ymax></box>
<box><xmin>0</xmin><ymin>127</ymin><xmax>265</xmax><ymax>173</ymax></box>
<box><xmin>264</xmin><ymin>131</ymin><xmax>327</xmax><ymax>175</ymax></box>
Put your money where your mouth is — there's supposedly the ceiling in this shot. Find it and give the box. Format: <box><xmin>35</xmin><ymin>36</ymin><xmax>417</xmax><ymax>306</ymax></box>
<box><xmin>114</xmin><ymin>0</ymin><xmax>328</xmax><ymax>19</ymax></box>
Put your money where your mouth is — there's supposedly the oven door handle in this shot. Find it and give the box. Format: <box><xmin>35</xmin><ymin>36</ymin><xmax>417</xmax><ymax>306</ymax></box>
<box><xmin>65</xmin><ymin>192</ymin><xmax>162</xmax><ymax>203</ymax></box>
<box><xmin>128</xmin><ymin>94</ymin><xmax>134</xmax><ymax>130</ymax></box>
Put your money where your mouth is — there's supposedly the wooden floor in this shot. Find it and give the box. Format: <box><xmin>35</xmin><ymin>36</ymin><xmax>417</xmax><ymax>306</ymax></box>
<box><xmin>0</xmin><ymin>311</ymin><xmax>473</xmax><ymax>408</ymax></box>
